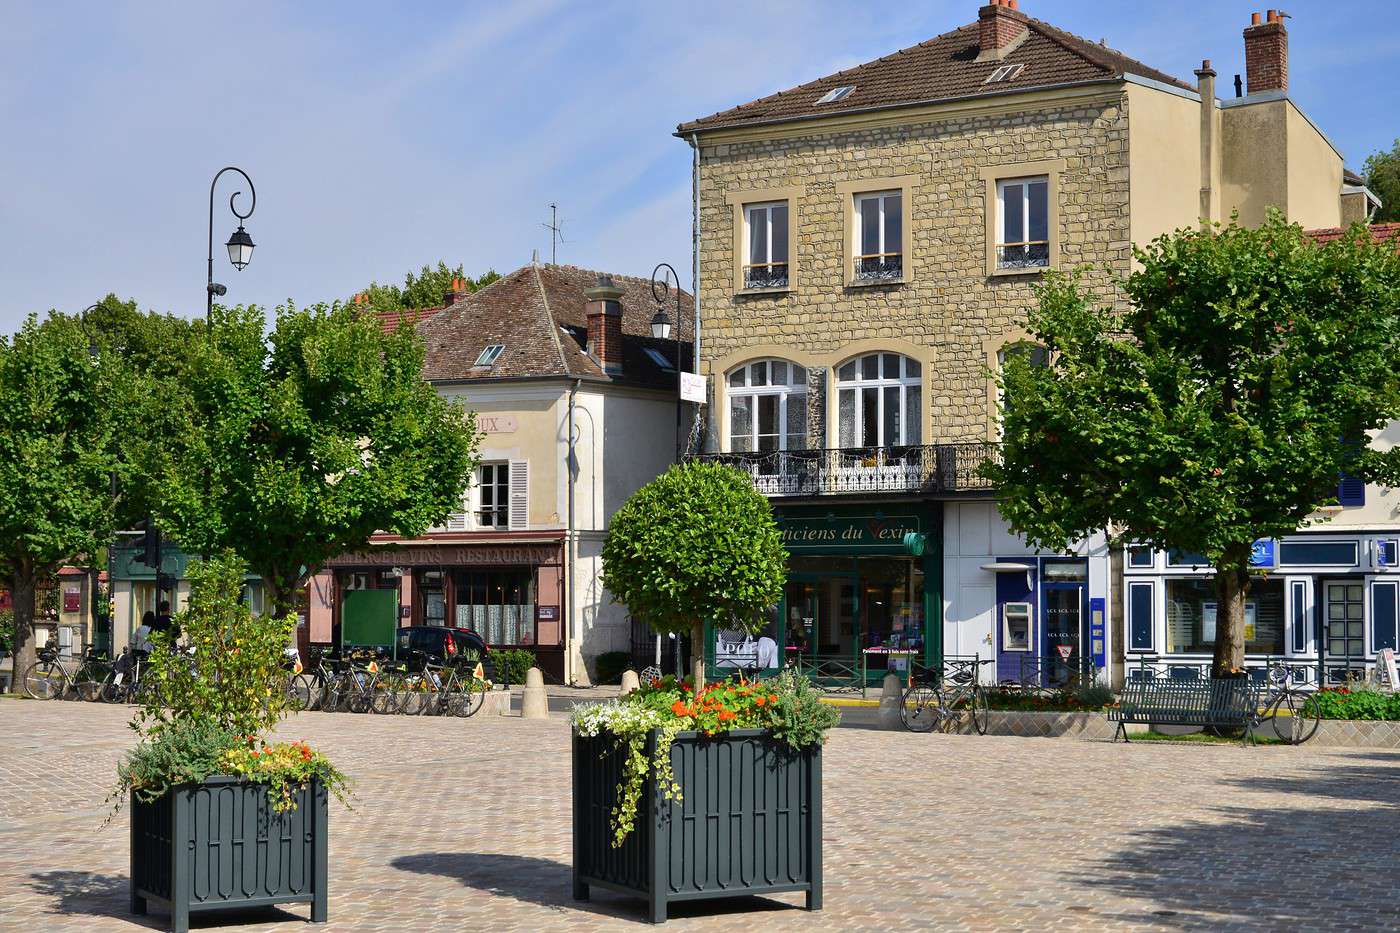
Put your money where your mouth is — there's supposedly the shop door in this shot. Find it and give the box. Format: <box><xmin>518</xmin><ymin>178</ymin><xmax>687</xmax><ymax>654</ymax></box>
<box><xmin>1323</xmin><ymin>580</ymin><xmax>1365</xmax><ymax>660</ymax></box>
<box><xmin>1041</xmin><ymin>582</ymin><xmax>1085</xmax><ymax>688</ymax></box>
<box><xmin>781</xmin><ymin>574</ymin><xmax>859</xmax><ymax>670</ymax></box>
<box><xmin>781</xmin><ymin>577</ymin><xmax>822</xmax><ymax>668</ymax></box>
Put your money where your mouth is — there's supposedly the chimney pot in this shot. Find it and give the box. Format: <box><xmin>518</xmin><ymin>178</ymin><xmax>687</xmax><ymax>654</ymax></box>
<box><xmin>1251</xmin><ymin>12</ymin><xmax>1262</xmax><ymax>25</ymax></box>
<box><xmin>1244</xmin><ymin>8</ymin><xmax>1288</xmax><ymax>94</ymax></box>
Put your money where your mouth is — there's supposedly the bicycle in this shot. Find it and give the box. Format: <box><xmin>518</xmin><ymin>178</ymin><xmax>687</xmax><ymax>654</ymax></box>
<box><xmin>100</xmin><ymin>645</ymin><xmax>158</xmax><ymax>705</ymax></box>
<box><xmin>21</xmin><ymin>644</ymin><xmax>71</xmax><ymax>700</ymax></box>
<box><xmin>1256</xmin><ymin>660</ymin><xmax>1322</xmax><ymax>745</ymax></box>
<box><xmin>901</xmin><ymin>658</ymin><xmax>993</xmax><ymax>735</ymax></box>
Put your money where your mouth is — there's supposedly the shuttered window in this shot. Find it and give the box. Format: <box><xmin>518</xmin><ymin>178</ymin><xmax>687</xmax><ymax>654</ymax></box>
<box><xmin>508</xmin><ymin>459</ymin><xmax>529</xmax><ymax>531</ymax></box>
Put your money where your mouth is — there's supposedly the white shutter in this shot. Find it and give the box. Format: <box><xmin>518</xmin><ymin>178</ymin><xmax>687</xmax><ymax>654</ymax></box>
<box><xmin>445</xmin><ymin>484</ymin><xmax>471</xmax><ymax>532</ymax></box>
<box><xmin>508</xmin><ymin>459</ymin><xmax>529</xmax><ymax>530</ymax></box>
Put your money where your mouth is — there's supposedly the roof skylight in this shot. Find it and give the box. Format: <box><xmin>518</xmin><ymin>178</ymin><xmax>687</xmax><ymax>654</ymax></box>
<box><xmin>815</xmin><ymin>85</ymin><xmax>855</xmax><ymax>104</ymax></box>
<box><xmin>644</xmin><ymin>348</ymin><xmax>675</xmax><ymax>372</ymax></box>
<box><xmin>984</xmin><ymin>64</ymin><xmax>1026</xmax><ymax>84</ymax></box>
<box><xmin>474</xmin><ymin>344</ymin><xmax>505</xmax><ymax>367</ymax></box>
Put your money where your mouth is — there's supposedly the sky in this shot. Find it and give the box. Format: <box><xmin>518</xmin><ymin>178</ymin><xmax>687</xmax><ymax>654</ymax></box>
<box><xmin>1</xmin><ymin>1</ymin><xmax>1396</xmax><ymax>332</ymax></box>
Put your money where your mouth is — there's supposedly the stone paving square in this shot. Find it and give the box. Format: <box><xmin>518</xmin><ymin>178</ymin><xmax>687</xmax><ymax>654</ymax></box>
<box><xmin>2</xmin><ymin>699</ymin><xmax>1400</xmax><ymax>931</ymax></box>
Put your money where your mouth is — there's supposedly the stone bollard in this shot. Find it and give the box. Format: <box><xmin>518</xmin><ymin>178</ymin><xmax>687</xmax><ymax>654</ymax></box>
<box><xmin>520</xmin><ymin>667</ymin><xmax>549</xmax><ymax>719</ymax></box>
<box><xmin>619</xmin><ymin>669</ymin><xmax>640</xmax><ymax>696</ymax></box>
<box><xmin>877</xmin><ymin>673</ymin><xmax>904</xmax><ymax>731</ymax></box>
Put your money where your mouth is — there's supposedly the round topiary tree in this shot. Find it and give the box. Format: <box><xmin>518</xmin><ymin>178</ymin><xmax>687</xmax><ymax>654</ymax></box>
<box><xmin>602</xmin><ymin>461</ymin><xmax>786</xmax><ymax>686</ymax></box>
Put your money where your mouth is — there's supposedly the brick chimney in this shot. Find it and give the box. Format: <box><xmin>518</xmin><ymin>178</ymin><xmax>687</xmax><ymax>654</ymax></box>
<box><xmin>583</xmin><ymin>274</ymin><xmax>625</xmax><ymax>376</ymax></box>
<box><xmin>1244</xmin><ymin>10</ymin><xmax>1288</xmax><ymax>94</ymax></box>
<box><xmin>442</xmin><ymin>276</ymin><xmax>471</xmax><ymax>307</ymax></box>
<box><xmin>979</xmin><ymin>0</ymin><xmax>1028</xmax><ymax>58</ymax></box>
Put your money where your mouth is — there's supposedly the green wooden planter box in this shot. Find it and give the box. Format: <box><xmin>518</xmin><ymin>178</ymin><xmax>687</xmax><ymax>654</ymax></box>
<box><xmin>129</xmin><ymin>776</ymin><xmax>328</xmax><ymax>933</ymax></box>
<box><xmin>572</xmin><ymin>728</ymin><xmax>822</xmax><ymax>923</ymax></box>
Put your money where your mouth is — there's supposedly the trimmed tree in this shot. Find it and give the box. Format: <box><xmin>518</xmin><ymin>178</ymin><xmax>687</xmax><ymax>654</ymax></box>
<box><xmin>989</xmin><ymin>215</ymin><xmax>1400</xmax><ymax>677</ymax></box>
<box><xmin>601</xmin><ymin>461</ymin><xmax>787</xmax><ymax>686</ymax></box>
<box><xmin>144</xmin><ymin>301</ymin><xmax>480</xmax><ymax>618</ymax></box>
<box><xmin>0</xmin><ymin>313</ymin><xmax>123</xmax><ymax>683</ymax></box>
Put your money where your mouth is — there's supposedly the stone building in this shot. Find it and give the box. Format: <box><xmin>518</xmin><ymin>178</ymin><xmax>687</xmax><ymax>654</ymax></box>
<box><xmin>681</xmin><ymin>2</ymin><xmax>1360</xmax><ymax>687</ymax></box>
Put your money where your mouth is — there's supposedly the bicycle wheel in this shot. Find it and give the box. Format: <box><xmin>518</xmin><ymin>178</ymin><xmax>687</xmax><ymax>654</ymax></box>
<box><xmin>900</xmin><ymin>684</ymin><xmax>941</xmax><ymax>733</ymax></box>
<box><xmin>99</xmin><ymin>671</ymin><xmax>123</xmax><ymax>703</ymax></box>
<box><xmin>370</xmin><ymin>674</ymin><xmax>402</xmax><ymax>715</ymax></box>
<box><xmin>969</xmin><ymin>686</ymin><xmax>990</xmax><ymax>736</ymax></box>
<box><xmin>944</xmin><ymin>689</ymin><xmax>984</xmax><ymax>734</ymax></box>
<box><xmin>453</xmin><ymin>680</ymin><xmax>486</xmax><ymax>718</ymax></box>
<box><xmin>22</xmin><ymin>660</ymin><xmax>65</xmax><ymax>700</ymax></box>
<box><xmin>284</xmin><ymin>673</ymin><xmax>311</xmax><ymax>712</ymax></box>
<box><xmin>1271</xmin><ymin>690</ymin><xmax>1322</xmax><ymax>745</ymax></box>
<box><xmin>399</xmin><ymin>675</ymin><xmax>428</xmax><ymax>716</ymax></box>
<box><xmin>75</xmin><ymin>663</ymin><xmax>109</xmax><ymax>702</ymax></box>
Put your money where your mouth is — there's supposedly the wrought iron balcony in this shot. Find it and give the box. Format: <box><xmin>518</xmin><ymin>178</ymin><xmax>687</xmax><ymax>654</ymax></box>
<box><xmin>692</xmin><ymin>443</ymin><xmax>999</xmax><ymax>497</ymax></box>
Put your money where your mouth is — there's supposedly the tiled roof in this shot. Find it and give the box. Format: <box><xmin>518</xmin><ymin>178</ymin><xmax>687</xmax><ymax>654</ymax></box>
<box><xmin>678</xmin><ymin>11</ymin><xmax>1193</xmax><ymax>135</ymax></box>
<box><xmin>376</xmin><ymin>306</ymin><xmax>444</xmax><ymax>334</ymax></box>
<box><xmin>415</xmin><ymin>263</ymin><xmax>694</xmax><ymax>388</ymax></box>
<box><xmin>1307</xmin><ymin>223</ymin><xmax>1400</xmax><ymax>248</ymax></box>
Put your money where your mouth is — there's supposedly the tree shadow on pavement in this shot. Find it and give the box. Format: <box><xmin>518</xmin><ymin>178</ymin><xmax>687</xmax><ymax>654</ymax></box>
<box><xmin>1066</xmin><ymin>757</ymin><xmax>1400</xmax><ymax>930</ymax></box>
<box><xmin>391</xmin><ymin>852</ymin><xmax>799</xmax><ymax>924</ymax></box>
<box><xmin>26</xmin><ymin>870</ymin><xmax>304</xmax><ymax>930</ymax></box>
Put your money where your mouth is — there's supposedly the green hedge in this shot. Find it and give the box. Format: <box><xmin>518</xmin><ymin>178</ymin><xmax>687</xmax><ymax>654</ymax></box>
<box><xmin>1312</xmin><ymin>687</ymin><xmax>1400</xmax><ymax>721</ymax></box>
<box><xmin>492</xmin><ymin>648</ymin><xmax>536</xmax><ymax>686</ymax></box>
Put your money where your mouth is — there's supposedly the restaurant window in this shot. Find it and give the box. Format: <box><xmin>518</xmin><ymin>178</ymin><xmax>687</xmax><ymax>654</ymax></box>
<box><xmin>452</xmin><ymin>569</ymin><xmax>534</xmax><ymax>645</ymax></box>
<box><xmin>727</xmin><ymin>359</ymin><xmax>808</xmax><ymax>453</ymax></box>
<box><xmin>836</xmin><ymin>353</ymin><xmax>923</xmax><ymax>447</ymax></box>
<box><xmin>1164</xmin><ymin>577</ymin><xmax>1285</xmax><ymax>655</ymax></box>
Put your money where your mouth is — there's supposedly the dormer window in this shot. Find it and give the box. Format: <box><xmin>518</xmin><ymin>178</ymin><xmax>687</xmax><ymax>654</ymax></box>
<box><xmin>474</xmin><ymin>345</ymin><xmax>505</xmax><ymax>367</ymax></box>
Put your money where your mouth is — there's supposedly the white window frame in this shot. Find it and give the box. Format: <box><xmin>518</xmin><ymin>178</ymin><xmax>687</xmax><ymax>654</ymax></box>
<box><xmin>476</xmin><ymin>461</ymin><xmax>511</xmax><ymax>528</ymax></box>
<box><xmin>1286</xmin><ymin>576</ymin><xmax>1315</xmax><ymax>657</ymax></box>
<box><xmin>852</xmin><ymin>190</ymin><xmax>902</xmax><ymax>281</ymax></box>
<box><xmin>1002</xmin><ymin>601</ymin><xmax>1033</xmax><ymax>652</ymax></box>
<box><xmin>996</xmin><ymin>175</ymin><xmax>1050</xmax><ymax>269</ymax></box>
<box><xmin>1371</xmin><ymin>577</ymin><xmax>1400</xmax><ymax>656</ymax></box>
<box><xmin>726</xmin><ymin>359</ymin><xmax>808</xmax><ymax>453</ymax></box>
<box><xmin>1127</xmin><ymin>580</ymin><xmax>1155</xmax><ymax>653</ymax></box>
<box><xmin>835</xmin><ymin>353</ymin><xmax>923</xmax><ymax>448</ymax></box>
<box><xmin>743</xmin><ymin>201</ymin><xmax>789</xmax><ymax>289</ymax></box>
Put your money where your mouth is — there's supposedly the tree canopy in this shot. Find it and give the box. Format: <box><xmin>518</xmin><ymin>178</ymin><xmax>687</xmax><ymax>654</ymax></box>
<box><xmin>1364</xmin><ymin>139</ymin><xmax>1400</xmax><ymax>224</ymax></box>
<box><xmin>0</xmin><ymin>313</ymin><xmax>124</xmax><ymax>675</ymax></box>
<box><xmin>602</xmin><ymin>462</ymin><xmax>786</xmax><ymax>682</ymax></box>
<box><xmin>989</xmin><ymin>215</ymin><xmax>1400</xmax><ymax>675</ymax></box>
<box><xmin>143</xmin><ymin>300</ymin><xmax>481</xmax><ymax>615</ymax></box>
<box><xmin>350</xmin><ymin>261</ymin><xmax>499</xmax><ymax>314</ymax></box>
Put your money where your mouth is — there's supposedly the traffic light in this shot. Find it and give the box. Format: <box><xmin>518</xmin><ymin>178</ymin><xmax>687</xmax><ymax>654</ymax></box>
<box><xmin>156</xmin><ymin>573</ymin><xmax>176</xmax><ymax>595</ymax></box>
<box><xmin>134</xmin><ymin>523</ymin><xmax>162</xmax><ymax>569</ymax></box>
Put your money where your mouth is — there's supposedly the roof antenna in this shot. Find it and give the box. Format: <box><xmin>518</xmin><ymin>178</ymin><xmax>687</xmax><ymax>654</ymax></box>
<box><xmin>541</xmin><ymin>203</ymin><xmax>565</xmax><ymax>265</ymax></box>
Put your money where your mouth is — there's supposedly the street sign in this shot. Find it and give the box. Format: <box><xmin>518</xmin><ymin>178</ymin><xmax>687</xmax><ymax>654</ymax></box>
<box><xmin>679</xmin><ymin>371</ymin><xmax>707</xmax><ymax>403</ymax></box>
<box><xmin>1055</xmin><ymin>644</ymin><xmax>1074</xmax><ymax>661</ymax></box>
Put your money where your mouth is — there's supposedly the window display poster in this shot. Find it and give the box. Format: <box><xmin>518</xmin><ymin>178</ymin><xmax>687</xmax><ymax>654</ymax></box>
<box><xmin>1202</xmin><ymin>603</ymin><xmax>1216</xmax><ymax>643</ymax></box>
<box><xmin>1244</xmin><ymin>603</ymin><xmax>1257</xmax><ymax>643</ymax></box>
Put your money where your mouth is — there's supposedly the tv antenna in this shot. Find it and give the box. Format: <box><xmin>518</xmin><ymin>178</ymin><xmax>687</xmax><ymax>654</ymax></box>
<box><xmin>541</xmin><ymin>203</ymin><xmax>565</xmax><ymax>265</ymax></box>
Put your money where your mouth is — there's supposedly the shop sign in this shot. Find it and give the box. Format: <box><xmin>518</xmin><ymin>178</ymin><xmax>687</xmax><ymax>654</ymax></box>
<box><xmin>537</xmin><ymin>605</ymin><xmax>559</xmax><ymax>621</ymax></box>
<box><xmin>478</xmin><ymin>415</ymin><xmax>517</xmax><ymax>434</ymax></box>
<box><xmin>777</xmin><ymin>513</ymin><xmax>923</xmax><ymax>552</ymax></box>
<box><xmin>63</xmin><ymin>587</ymin><xmax>81</xmax><ymax>613</ymax></box>
<box><xmin>1089</xmin><ymin>597</ymin><xmax>1106</xmax><ymax>669</ymax></box>
<box><xmin>1250</xmin><ymin>539</ymin><xmax>1276</xmax><ymax>568</ymax></box>
<box><xmin>680</xmin><ymin>372</ymin><xmax>707</xmax><ymax>403</ymax></box>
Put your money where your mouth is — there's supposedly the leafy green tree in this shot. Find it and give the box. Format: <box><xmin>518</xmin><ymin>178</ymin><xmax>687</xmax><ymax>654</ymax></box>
<box><xmin>602</xmin><ymin>462</ymin><xmax>787</xmax><ymax>685</ymax></box>
<box><xmin>144</xmin><ymin>301</ymin><xmax>480</xmax><ymax>617</ymax></box>
<box><xmin>0</xmin><ymin>314</ymin><xmax>123</xmax><ymax>681</ymax></box>
<box><xmin>1364</xmin><ymin>140</ymin><xmax>1400</xmax><ymax>223</ymax></box>
<box><xmin>351</xmin><ymin>262</ymin><xmax>500</xmax><ymax>314</ymax></box>
<box><xmin>990</xmin><ymin>216</ymin><xmax>1400</xmax><ymax>676</ymax></box>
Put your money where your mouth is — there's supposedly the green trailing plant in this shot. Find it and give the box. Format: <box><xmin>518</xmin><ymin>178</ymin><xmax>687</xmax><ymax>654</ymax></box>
<box><xmin>110</xmin><ymin>719</ymin><xmax>244</xmax><ymax>812</ymax></box>
<box><xmin>1311</xmin><ymin>687</ymin><xmax>1400</xmax><ymax>721</ymax></box>
<box><xmin>492</xmin><ymin>648</ymin><xmax>536</xmax><ymax>685</ymax></box>
<box><xmin>571</xmin><ymin>672</ymin><xmax>837</xmax><ymax>847</ymax></box>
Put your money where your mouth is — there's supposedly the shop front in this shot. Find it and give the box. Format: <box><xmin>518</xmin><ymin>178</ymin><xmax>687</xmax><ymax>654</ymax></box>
<box><xmin>707</xmin><ymin>503</ymin><xmax>940</xmax><ymax>684</ymax></box>
<box><xmin>1122</xmin><ymin>533</ymin><xmax>1400</xmax><ymax>685</ymax></box>
<box><xmin>324</xmin><ymin>536</ymin><xmax>567</xmax><ymax>682</ymax></box>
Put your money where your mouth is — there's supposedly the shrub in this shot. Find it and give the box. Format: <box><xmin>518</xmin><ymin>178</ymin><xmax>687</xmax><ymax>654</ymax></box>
<box><xmin>0</xmin><ymin>607</ymin><xmax>12</xmax><ymax>657</ymax></box>
<box><xmin>594</xmin><ymin>650</ymin><xmax>633</xmax><ymax>685</ymax></box>
<box><xmin>492</xmin><ymin>648</ymin><xmax>536</xmax><ymax>686</ymax></box>
<box><xmin>1312</xmin><ymin>687</ymin><xmax>1400</xmax><ymax>721</ymax></box>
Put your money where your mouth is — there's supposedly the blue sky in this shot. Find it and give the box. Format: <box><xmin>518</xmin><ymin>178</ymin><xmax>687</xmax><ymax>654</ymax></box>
<box><xmin>1</xmin><ymin>1</ymin><xmax>1395</xmax><ymax>331</ymax></box>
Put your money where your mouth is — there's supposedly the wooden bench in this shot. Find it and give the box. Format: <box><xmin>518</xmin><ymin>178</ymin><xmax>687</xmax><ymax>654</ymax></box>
<box><xmin>1108</xmin><ymin>676</ymin><xmax>1262</xmax><ymax>745</ymax></box>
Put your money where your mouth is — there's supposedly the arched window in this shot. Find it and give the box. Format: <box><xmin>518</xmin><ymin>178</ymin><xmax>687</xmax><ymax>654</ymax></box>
<box><xmin>835</xmin><ymin>352</ymin><xmax>922</xmax><ymax>447</ymax></box>
<box><xmin>727</xmin><ymin>359</ymin><xmax>808</xmax><ymax>452</ymax></box>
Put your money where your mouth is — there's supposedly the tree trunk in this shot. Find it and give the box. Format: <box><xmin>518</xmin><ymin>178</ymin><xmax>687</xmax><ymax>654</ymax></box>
<box><xmin>260</xmin><ymin>570</ymin><xmax>303</xmax><ymax>623</ymax></box>
<box><xmin>1211</xmin><ymin>556</ymin><xmax>1251</xmax><ymax>678</ymax></box>
<box><xmin>690</xmin><ymin>620</ymin><xmax>705</xmax><ymax>688</ymax></box>
<box><xmin>9</xmin><ymin>573</ymin><xmax>37</xmax><ymax>692</ymax></box>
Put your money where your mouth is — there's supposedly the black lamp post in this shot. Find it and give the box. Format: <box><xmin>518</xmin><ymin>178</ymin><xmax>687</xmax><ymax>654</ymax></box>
<box><xmin>650</xmin><ymin>262</ymin><xmax>685</xmax><ymax>460</ymax></box>
<box><xmin>207</xmin><ymin>166</ymin><xmax>257</xmax><ymax>324</ymax></box>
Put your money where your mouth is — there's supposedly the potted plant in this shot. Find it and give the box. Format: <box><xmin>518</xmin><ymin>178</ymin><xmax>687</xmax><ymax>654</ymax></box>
<box><xmin>109</xmin><ymin>553</ymin><xmax>349</xmax><ymax>933</ymax></box>
<box><xmin>583</xmin><ymin>462</ymin><xmax>834</xmax><ymax>922</ymax></box>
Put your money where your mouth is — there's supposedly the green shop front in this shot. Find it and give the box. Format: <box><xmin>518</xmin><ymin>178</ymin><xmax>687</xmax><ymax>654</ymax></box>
<box><xmin>706</xmin><ymin>503</ymin><xmax>941</xmax><ymax>685</ymax></box>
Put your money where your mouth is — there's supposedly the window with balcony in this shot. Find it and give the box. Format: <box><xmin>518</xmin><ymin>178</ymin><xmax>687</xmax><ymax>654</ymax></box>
<box><xmin>853</xmin><ymin>191</ymin><xmax>902</xmax><ymax>282</ymax></box>
<box><xmin>996</xmin><ymin>177</ymin><xmax>1050</xmax><ymax>269</ymax></box>
<box><xmin>727</xmin><ymin>359</ymin><xmax>808</xmax><ymax>452</ymax></box>
<box><xmin>836</xmin><ymin>353</ymin><xmax>922</xmax><ymax>447</ymax></box>
<box><xmin>743</xmin><ymin>202</ymin><xmax>790</xmax><ymax>290</ymax></box>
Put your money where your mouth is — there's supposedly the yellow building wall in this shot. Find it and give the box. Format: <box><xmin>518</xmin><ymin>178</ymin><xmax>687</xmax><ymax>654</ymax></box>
<box><xmin>1126</xmin><ymin>83</ymin><xmax>1203</xmax><ymax>249</ymax></box>
<box><xmin>1286</xmin><ymin>104</ymin><xmax>1343</xmax><ymax>230</ymax></box>
<box><xmin>1221</xmin><ymin>99</ymin><xmax>1288</xmax><ymax>228</ymax></box>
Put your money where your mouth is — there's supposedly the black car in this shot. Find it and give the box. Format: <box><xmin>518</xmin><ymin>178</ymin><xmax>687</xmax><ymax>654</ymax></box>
<box><xmin>395</xmin><ymin>626</ymin><xmax>488</xmax><ymax>666</ymax></box>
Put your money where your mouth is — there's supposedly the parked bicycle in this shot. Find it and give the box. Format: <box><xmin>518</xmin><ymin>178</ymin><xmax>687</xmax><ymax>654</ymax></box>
<box><xmin>901</xmin><ymin>658</ymin><xmax>993</xmax><ymax>735</ymax></box>
<box><xmin>21</xmin><ymin>644</ymin><xmax>112</xmax><ymax>701</ymax></box>
<box><xmin>1256</xmin><ymin>660</ymin><xmax>1322</xmax><ymax>744</ymax></box>
<box><xmin>101</xmin><ymin>644</ymin><xmax>155</xmax><ymax>704</ymax></box>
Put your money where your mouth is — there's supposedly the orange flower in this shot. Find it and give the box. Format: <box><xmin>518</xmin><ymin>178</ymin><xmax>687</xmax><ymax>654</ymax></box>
<box><xmin>671</xmin><ymin>700</ymin><xmax>689</xmax><ymax>716</ymax></box>
<box><xmin>718</xmin><ymin>710</ymin><xmax>736</xmax><ymax>722</ymax></box>
<box><xmin>754</xmin><ymin>696</ymin><xmax>766</xmax><ymax>708</ymax></box>
<box><xmin>768</xmin><ymin>695</ymin><xmax>779</xmax><ymax>704</ymax></box>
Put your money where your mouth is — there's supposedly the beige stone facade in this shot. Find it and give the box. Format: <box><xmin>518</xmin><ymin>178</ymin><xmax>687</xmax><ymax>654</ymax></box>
<box><xmin>697</xmin><ymin>88</ymin><xmax>1133</xmax><ymax>445</ymax></box>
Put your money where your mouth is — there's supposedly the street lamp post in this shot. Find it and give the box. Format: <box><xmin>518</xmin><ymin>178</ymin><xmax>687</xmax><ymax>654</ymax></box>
<box><xmin>207</xmin><ymin>166</ymin><xmax>257</xmax><ymax>324</ymax></box>
<box><xmin>649</xmin><ymin>262</ymin><xmax>685</xmax><ymax>461</ymax></box>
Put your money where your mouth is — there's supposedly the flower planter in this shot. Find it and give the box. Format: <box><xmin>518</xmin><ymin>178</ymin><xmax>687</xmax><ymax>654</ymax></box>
<box><xmin>129</xmin><ymin>775</ymin><xmax>328</xmax><ymax>933</ymax></box>
<box><xmin>572</xmin><ymin>728</ymin><xmax>822</xmax><ymax>923</ymax></box>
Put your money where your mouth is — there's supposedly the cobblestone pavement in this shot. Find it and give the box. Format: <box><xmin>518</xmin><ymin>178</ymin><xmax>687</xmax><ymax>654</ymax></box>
<box><xmin>3</xmin><ymin>699</ymin><xmax>1400</xmax><ymax>932</ymax></box>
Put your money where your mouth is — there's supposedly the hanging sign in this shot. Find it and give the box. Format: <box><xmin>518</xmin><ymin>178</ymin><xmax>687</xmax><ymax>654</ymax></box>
<box><xmin>679</xmin><ymin>371</ymin><xmax>707</xmax><ymax>404</ymax></box>
<box><xmin>1379</xmin><ymin>649</ymin><xmax>1399</xmax><ymax>691</ymax></box>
